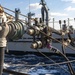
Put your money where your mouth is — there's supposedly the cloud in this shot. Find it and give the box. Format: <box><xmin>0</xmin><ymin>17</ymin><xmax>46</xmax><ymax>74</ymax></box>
<box><xmin>50</xmin><ymin>12</ymin><xmax>68</xmax><ymax>17</ymax></box>
<box><xmin>61</xmin><ymin>0</ymin><xmax>75</xmax><ymax>3</ymax></box>
<box><xmin>65</xmin><ymin>6</ymin><xmax>75</xmax><ymax>11</ymax></box>
<box><xmin>61</xmin><ymin>0</ymin><xmax>71</xmax><ymax>2</ymax></box>
<box><xmin>27</xmin><ymin>3</ymin><xmax>42</xmax><ymax>10</ymax></box>
<box><xmin>71</xmin><ymin>0</ymin><xmax>75</xmax><ymax>3</ymax></box>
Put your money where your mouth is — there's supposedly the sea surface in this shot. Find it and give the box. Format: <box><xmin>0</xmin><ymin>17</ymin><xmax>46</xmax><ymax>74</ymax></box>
<box><xmin>4</xmin><ymin>54</ymin><xmax>75</xmax><ymax>75</ymax></box>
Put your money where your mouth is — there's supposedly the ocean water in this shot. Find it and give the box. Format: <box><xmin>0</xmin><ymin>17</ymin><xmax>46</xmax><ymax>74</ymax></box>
<box><xmin>4</xmin><ymin>54</ymin><xmax>75</xmax><ymax>75</ymax></box>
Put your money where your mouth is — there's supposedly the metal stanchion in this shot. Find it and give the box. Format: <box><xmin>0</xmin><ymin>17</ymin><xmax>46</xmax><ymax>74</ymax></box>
<box><xmin>0</xmin><ymin>48</ymin><xmax>5</xmax><ymax>75</ymax></box>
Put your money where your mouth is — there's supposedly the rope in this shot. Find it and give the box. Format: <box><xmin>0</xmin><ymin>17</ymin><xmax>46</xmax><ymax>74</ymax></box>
<box><xmin>24</xmin><ymin>60</ymin><xmax>75</xmax><ymax>67</ymax></box>
<box><xmin>35</xmin><ymin>49</ymin><xmax>70</xmax><ymax>74</ymax></box>
<box><xmin>48</xmin><ymin>47</ymin><xmax>75</xmax><ymax>75</ymax></box>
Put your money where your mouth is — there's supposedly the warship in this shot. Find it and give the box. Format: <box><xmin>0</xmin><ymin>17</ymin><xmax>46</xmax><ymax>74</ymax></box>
<box><xmin>0</xmin><ymin>0</ymin><xmax>75</xmax><ymax>75</ymax></box>
<box><xmin>5</xmin><ymin>1</ymin><xmax>75</xmax><ymax>55</ymax></box>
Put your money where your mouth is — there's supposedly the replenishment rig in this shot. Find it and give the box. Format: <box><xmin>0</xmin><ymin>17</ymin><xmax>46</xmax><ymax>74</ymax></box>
<box><xmin>0</xmin><ymin>0</ymin><xmax>75</xmax><ymax>75</ymax></box>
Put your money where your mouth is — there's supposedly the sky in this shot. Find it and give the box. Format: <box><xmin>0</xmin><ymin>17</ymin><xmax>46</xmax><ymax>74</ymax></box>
<box><xmin>0</xmin><ymin>0</ymin><xmax>75</xmax><ymax>29</ymax></box>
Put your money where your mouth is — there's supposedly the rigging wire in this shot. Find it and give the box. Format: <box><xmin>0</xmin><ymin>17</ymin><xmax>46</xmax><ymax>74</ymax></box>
<box><xmin>61</xmin><ymin>33</ymin><xmax>66</xmax><ymax>54</ymax></box>
<box><xmin>5</xmin><ymin>11</ymin><xmax>27</xmax><ymax>24</ymax></box>
<box><xmin>24</xmin><ymin>60</ymin><xmax>75</xmax><ymax>67</ymax></box>
<box><xmin>5</xmin><ymin>12</ymin><xmax>14</xmax><ymax>18</ymax></box>
<box><xmin>48</xmin><ymin>47</ymin><xmax>75</xmax><ymax>75</ymax></box>
<box><xmin>36</xmin><ymin>49</ymin><xmax>70</xmax><ymax>73</ymax></box>
<box><xmin>3</xmin><ymin>6</ymin><xmax>34</xmax><ymax>21</ymax></box>
<box><xmin>60</xmin><ymin>50</ymin><xmax>75</xmax><ymax>75</ymax></box>
<box><xmin>61</xmin><ymin>34</ymin><xmax>74</xmax><ymax>74</ymax></box>
<box><xmin>35</xmin><ymin>49</ymin><xmax>70</xmax><ymax>74</ymax></box>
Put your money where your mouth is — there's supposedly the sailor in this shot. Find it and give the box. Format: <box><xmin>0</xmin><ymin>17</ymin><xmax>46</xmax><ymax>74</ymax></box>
<box><xmin>0</xmin><ymin>5</ymin><xmax>9</xmax><ymax>48</ymax></box>
<box><xmin>0</xmin><ymin>5</ymin><xmax>9</xmax><ymax>75</ymax></box>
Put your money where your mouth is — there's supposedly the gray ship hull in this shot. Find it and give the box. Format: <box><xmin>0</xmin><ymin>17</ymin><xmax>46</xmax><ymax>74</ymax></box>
<box><xmin>6</xmin><ymin>33</ymin><xmax>75</xmax><ymax>55</ymax></box>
